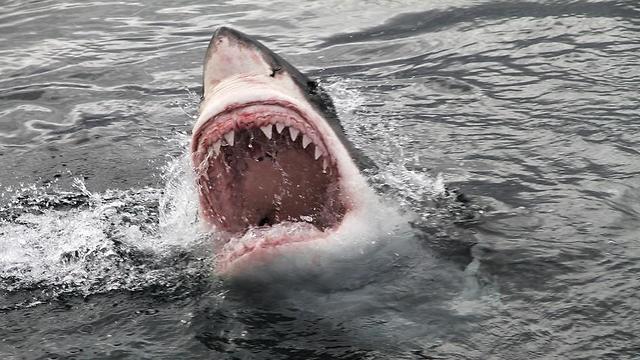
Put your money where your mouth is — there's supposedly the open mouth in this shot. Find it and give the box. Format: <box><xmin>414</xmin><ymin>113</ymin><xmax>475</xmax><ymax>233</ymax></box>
<box><xmin>192</xmin><ymin>101</ymin><xmax>347</xmax><ymax>236</ymax></box>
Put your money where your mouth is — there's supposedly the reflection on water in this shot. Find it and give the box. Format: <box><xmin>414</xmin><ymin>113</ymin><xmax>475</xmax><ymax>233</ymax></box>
<box><xmin>1</xmin><ymin>0</ymin><xmax>639</xmax><ymax>358</ymax></box>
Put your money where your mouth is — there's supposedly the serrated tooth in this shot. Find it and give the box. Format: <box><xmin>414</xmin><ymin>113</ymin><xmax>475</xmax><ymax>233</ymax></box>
<box><xmin>260</xmin><ymin>124</ymin><xmax>273</xmax><ymax>139</ymax></box>
<box><xmin>302</xmin><ymin>135</ymin><xmax>311</xmax><ymax>148</ymax></box>
<box><xmin>211</xmin><ymin>141</ymin><xmax>221</xmax><ymax>156</ymax></box>
<box><xmin>289</xmin><ymin>127</ymin><xmax>299</xmax><ymax>141</ymax></box>
<box><xmin>322</xmin><ymin>158</ymin><xmax>328</xmax><ymax>171</ymax></box>
<box><xmin>224</xmin><ymin>131</ymin><xmax>234</xmax><ymax>146</ymax></box>
<box><xmin>276</xmin><ymin>123</ymin><xmax>285</xmax><ymax>133</ymax></box>
<box><xmin>314</xmin><ymin>146</ymin><xmax>322</xmax><ymax>160</ymax></box>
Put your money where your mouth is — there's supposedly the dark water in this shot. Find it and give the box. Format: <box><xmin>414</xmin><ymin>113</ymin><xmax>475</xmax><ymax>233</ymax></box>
<box><xmin>1</xmin><ymin>0</ymin><xmax>639</xmax><ymax>359</ymax></box>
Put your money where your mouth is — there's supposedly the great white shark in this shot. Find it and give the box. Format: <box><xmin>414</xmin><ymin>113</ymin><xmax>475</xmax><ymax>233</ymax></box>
<box><xmin>191</xmin><ymin>27</ymin><xmax>374</xmax><ymax>274</ymax></box>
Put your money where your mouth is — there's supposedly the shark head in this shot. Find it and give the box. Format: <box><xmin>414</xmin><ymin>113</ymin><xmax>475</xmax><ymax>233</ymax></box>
<box><xmin>191</xmin><ymin>27</ymin><xmax>371</xmax><ymax>274</ymax></box>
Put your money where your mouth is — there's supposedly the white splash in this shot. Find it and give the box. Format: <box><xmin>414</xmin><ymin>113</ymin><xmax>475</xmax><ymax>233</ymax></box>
<box><xmin>0</xmin><ymin>139</ymin><xmax>208</xmax><ymax>299</ymax></box>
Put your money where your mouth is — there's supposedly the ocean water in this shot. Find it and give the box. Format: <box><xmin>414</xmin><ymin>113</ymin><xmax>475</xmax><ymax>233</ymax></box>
<box><xmin>1</xmin><ymin>0</ymin><xmax>639</xmax><ymax>359</ymax></box>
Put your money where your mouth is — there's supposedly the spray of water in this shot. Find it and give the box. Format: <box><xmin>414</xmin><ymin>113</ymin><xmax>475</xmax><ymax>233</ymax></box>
<box><xmin>0</xmin><ymin>132</ymin><xmax>213</xmax><ymax>308</ymax></box>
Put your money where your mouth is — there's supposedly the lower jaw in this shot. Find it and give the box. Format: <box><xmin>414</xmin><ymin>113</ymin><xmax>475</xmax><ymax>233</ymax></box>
<box><xmin>214</xmin><ymin>221</ymin><xmax>335</xmax><ymax>275</ymax></box>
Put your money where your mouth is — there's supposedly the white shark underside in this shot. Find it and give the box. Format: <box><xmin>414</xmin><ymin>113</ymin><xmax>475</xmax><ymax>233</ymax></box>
<box><xmin>191</xmin><ymin>27</ymin><xmax>372</xmax><ymax>274</ymax></box>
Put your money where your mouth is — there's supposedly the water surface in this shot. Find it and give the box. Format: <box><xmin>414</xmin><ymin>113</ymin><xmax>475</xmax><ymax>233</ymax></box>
<box><xmin>1</xmin><ymin>0</ymin><xmax>639</xmax><ymax>358</ymax></box>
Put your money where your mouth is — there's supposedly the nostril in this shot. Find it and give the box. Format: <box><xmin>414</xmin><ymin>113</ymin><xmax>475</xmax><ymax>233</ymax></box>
<box><xmin>269</xmin><ymin>66</ymin><xmax>281</xmax><ymax>77</ymax></box>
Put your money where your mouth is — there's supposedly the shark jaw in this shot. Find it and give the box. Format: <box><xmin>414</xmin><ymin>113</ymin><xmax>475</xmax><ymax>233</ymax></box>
<box><xmin>192</xmin><ymin>27</ymin><xmax>370</xmax><ymax>274</ymax></box>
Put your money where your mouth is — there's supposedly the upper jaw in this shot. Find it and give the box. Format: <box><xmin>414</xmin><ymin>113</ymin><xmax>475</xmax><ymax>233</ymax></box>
<box><xmin>194</xmin><ymin>74</ymin><xmax>364</xmax><ymax>181</ymax></box>
<box><xmin>196</xmin><ymin>73</ymin><xmax>307</xmax><ymax>133</ymax></box>
<box><xmin>192</xmin><ymin>74</ymin><xmax>371</xmax><ymax>228</ymax></box>
<box><xmin>192</xmin><ymin>101</ymin><xmax>332</xmax><ymax>168</ymax></box>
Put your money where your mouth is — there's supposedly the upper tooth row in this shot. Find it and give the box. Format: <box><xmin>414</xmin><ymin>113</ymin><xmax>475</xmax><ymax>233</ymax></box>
<box><xmin>208</xmin><ymin>123</ymin><xmax>327</xmax><ymax>163</ymax></box>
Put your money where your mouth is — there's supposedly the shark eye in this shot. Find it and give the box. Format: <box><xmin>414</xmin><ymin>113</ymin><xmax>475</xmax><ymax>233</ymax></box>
<box><xmin>306</xmin><ymin>81</ymin><xmax>318</xmax><ymax>94</ymax></box>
